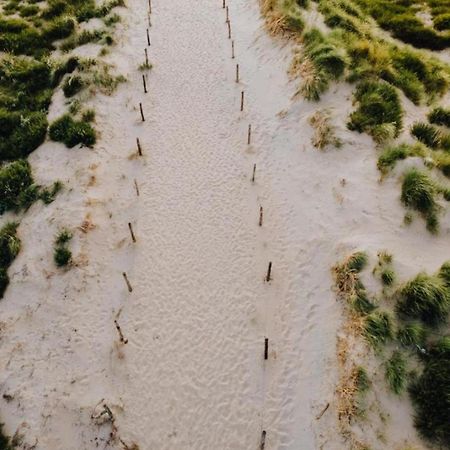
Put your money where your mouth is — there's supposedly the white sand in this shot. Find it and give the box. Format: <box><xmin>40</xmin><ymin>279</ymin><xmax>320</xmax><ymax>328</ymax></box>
<box><xmin>0</xmin><ymin>0</ymin><xmax>449</xmax><ymax>449</ymax></box>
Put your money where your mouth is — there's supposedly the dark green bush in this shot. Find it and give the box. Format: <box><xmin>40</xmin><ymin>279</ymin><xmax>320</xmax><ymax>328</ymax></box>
<box><xmin>19</xmin><ymin>5</ymin><xmax>39</xmax><ymax>17</ymax></box>
<box><xmin>54</xmin><ymin>246</ymin><xmax>72</xmax><ymax>266</ymax></box>
<box><xmin>49</xmin><ymin>114</ymin><xmax>96</xmax><ymax>148</ymax></box>
<box><xmin>434</xmin><ymin>13</ymin><xmax>450</xmax><ymax>31</ymax></box>
<box><xmin>0</xmin><ymin>160</ymin><xmax>33</xmax><ymax>213</ymax></box>
<box><xmin>41</xmin><ymin>18</ymin><xmax>75</xmax><ymax>42</ymax></box>
<box><xmin>428</xmin><ymin>107</ymin><xmax>450</xmax><ymax>128</ymax></box>
<box><xmin>62</xmin><ymin>75</ymin><xmax>84</xmax><ymax>97</ymax></box>
<box><xmin>397</xmin><ymin>273</ymin><xmax>450</xmax><ymax>326</ymax></box>
<box><xmin>0</xmin><ymin>110</ymin><xmax>48</xmax><ymax>160</ymax></box>
<box><xmin>51</xmin><ymin>57</ymin><xmax>79</xmax><ymax>87</ymax></box>
<box><xmin>0</xmin><ymin>222</ymin><xmax>21</xmax><ymax>298</ymax></box>
<box><xmin>409</xmin><ymin>337</ymin><xmax>450</xmax><ymax>446</ymax></box>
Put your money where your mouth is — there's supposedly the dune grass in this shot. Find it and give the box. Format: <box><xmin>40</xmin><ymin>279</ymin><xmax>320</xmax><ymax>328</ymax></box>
<box><xmin>428</xmin><ymin>106</ymin><xmax>450</xmax><ymax>128</ymax></box>
<box><xmin>54</xmin><ymin>229</ymin><xmax>73</xmax><ymax>267</ymax></box>
<box><xmin>385</xmin><ymin>350</ymin><xmax>407</xmax><ymax>394</ymax></box>
<box><xmin>364</xmin><ymin>311</ymin><xmax>393</xmax><ymax>348</ymax></box>
<box><xmin>396</xmin><ymin>273</ymin><xmax>450</xmax><ymax>326</ymax></box>
<box><xmin>348</xmin><ymin>80</ymin><xmax>403</xmax><ymax>143</ymax></box>
<box><xmin>397</xmin><ymin>322</ymin><xmax>427</xmax><ymax>348</ymax></box>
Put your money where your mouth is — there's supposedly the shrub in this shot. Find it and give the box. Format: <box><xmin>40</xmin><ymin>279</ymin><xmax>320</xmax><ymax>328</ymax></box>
<box><xmin>41</xmin><ymin>18</ymin><xmax>75</xmax><ymax>42</ymax></box>
<box><xmin>409</xmin><ymin>337</ymin><xmax>450</xmax><ymax>446</ymax></box>
<box><xmin>428</xmin><ymin>107</ymin><xmax>450</xmax><ymax>128</ymax></box>
<box><xmin>54</xmin><ymin>246</ymin><xmax>71</xmax><ymax>267</ymax></box>
<box><xmin>0</xmin><ymin>110</ymin><xmax>48</xmax><ymax>160</ymax></box>
<box><xmin>348</xmin><ymin>80</ymin><xmax>403</xmax><ymax>142</ymax></box>
<box><xmin>364</xmin><ymin>311</ymin><xmax>393</xmax><ymax>348</ymax></box>
<box><xmin>397</xmin><ymin>322</ymin><xmax>427</xmax><ymax>347</ymax></box>
<box><xmin>55</xmin><ymin>228</ymin><xmax>72</xmax><ymax>245</ymax></box>
<box><xmin>385</xmin><ymin>351</ymin><xmax>407</xmax><ymax>394</ymax></box>
<box><xmin>49</xmin><ymin>114</ymin><xmax>96</xmax><ymax>148</ymax></box>
<box><xmin>0</xmin><ymin>160</ymin><xmax>33</xmax><ymax>213</ymax></box>
<box><xmin>62</xmin><ymin>75</ymin><xmax>84</xmax><ymax>97</ymax></box>
<box><xmin>51</xmin><ymin>56</ymin><xmax>79</xmax><ymax>87</ymax></box>
<box><xmin>397</xmin><ymin>273</ymin><xmax>450</xmax><ymax>326</ymax></box>
<box><xmin>0</xmin><ymin>222</ymin><xmax>21</xmax><ymax>298</ymax></box>
<box><xmin>19</xmin><ymin>5</ymin><xmax>39</xmax><ymax>17</ymax></box>
<box><xmin>411</xmin><ymin>122</ymin><xmax>441</xmax><ymax>149</ymax></box>
<box><xmin>351</xmin><ymin>288</ymin><xmax>377</xmax><ymax>315</ymax></box>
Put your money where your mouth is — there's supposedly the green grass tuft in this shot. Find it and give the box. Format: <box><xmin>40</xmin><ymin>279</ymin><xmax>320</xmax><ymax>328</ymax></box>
<box><xmin>397</xmin><ymin>273</ymin><xmax>450</xmax><ymax>326</ymax></box>
<box><xmin>0</xmin><ymin>222</ymin><xmax>21</xmax><ymax>298</ymax></box>
<box><xmin>385</xmin><ymin>350</ymin><xmax>407</xmax><ymax>394</ymax></box>
<box><xmin>364</xmin><ymin>311</ymin><xmax>393</xmax><ymax>348</ymax></box>
<box><xmin>49</xmin><ymin>114</ymin><xmax>96</xmax><ymax>148</ymax></box>
<box><xmin>397</xmin><ymin>322</ymin><xmax>427</xmax><ymax>347</ymax></box>
<box><xmin>411</xmin><ymin>122</ymin><xmax>442</xmax><ymax>149</ymax></box>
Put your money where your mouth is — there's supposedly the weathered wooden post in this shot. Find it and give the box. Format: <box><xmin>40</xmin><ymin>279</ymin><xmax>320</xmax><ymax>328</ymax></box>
<box><xmin>266</xmin><ymin>261</ymin><xmax>272</xmax><ymax>282</ymax></box>
<box><xmin>236</xmin><ymin>64</ymin><xmax>239</xmax><ymax>83</ymax></box>
<box><xmin>231</xmin><ymin>40</ymin><xmax>235</xmax><ymax>59</ymax></box>
<box><xmin>259</xmin><ymin>206</ymin><xmax>263</xmax><ymax>227</ymax></box>
<box><xmin>134</xmin><ymin>179</ymin><xmax>140</xmax><ymax>196</ymax></box>
<box><xmin>142</xmin><ymin>74</ymin><xmax>147</xmax><ymax>93</ymax></box>
<box><xmin>227</xmin><ymin>20</ymin><xmax>231</xmax><ymax>39</ymax></box>
<box><xmin>251</xmin><ymin>163</ymin><xmax>256</xmax><ymax>183</ymax></box>
<box><xmin>128</xmin><ymin>222</ymin><xmax>136</xmax><ymax>242</ymax></box>
<box><xmin>264</xmin><ymin>338</ymin><xmax>269</xmax><ymax>360</ymax></box>
<box><xmin>136</xmin><ymin>137</ymin><xmax>143</xmax><ymax>156</ymax></box>
<box><xmin>226</xmin><ymin>5</ymin><xmax>229</xmax><ymax>22</ymax></box>
<box><xmin>145</xmin><ymin>48</ymin><xmax>149</xmax><ymax>66</ymax></box>
<box><xmin>240</xmin><ymin>91</ymin><xmax>244</xmax><ymax>111</ymax></box>
<box><xmin>222</xmin><ymin>0</ymin><xmax>225</xmax><ymax>8</ymax></box>
<box><xmin>148</xmin><ymin>0</ymin><xmax>152</xmax><ymax>14</ymax></box>
<box><xmin>139</xmin><ymin>103</ymin><xmax>145</xmax><ymax>122</ymax></box>
<box><xmin>247</xmin><ymin>124</ymin><xmax>252</xmax><ymax>144</ymax></box>
<box><xmin>114</xmin><ymin>320</ymin><xmax>128</xmax><ymax>344</ymax></box>
<box><xmin>260</xmin><ymin>430</ymin><xmax>267</xmax><ymax>450</ymax></box>
<box><xmin>147</xmin><ymin>29</ymin><xmax>151</xmax><ymax>46</ymax></box>
<box><xmin>122</xmin><ymin>272</ymin><xmax>133</xmax><ymax>292</ymax></box>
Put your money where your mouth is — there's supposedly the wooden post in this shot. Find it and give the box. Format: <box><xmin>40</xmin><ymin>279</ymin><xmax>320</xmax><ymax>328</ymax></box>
<box><xmin>136</xmin><ymin>137</ymin><xmax>143</xmax><ymax>156</ymax></box>
<box><xmin>264</xmin><ymin>338</ymin><xmax>269</xmax><ymax>360</ymax></box>
<box><xmin>148</xmin><ymin>14</ymin><xmax>151</xmax><ymax>27</ymax></box>
<box><xmin>236</xmin><ymin>64</ymin><xmax>239</xmax><ymax>83</ymax></box>
<box><xmin>122</xmin><ymin>272</ymin><xmax>133</xmax><ymax>292</ymax></box>
<box><xmin>247</xmin><ymin>124</ymin><xmax>252</xmax><ymax>144</ymax></box>
<box><xmin>226</xmin><ymin>5</ymin><xmax>229</xmax><ymax>22</ymax></box>
<box><xmin>227</xmin><ymin>20</ymin><xmax>231</xmax><ymax>39</ymax></box>
<box><xmin>222</xmin><ymin>0</ymin><xmax>225</xmax><ymax>8</ymax></box>
<box><xmin>139</xmin><ymin>103</ymin><xmax>145</xmax><ymax>122</ymax></box>
<box><xmin>259</xmin><ymin>206</ymin><xmax>263</xmax><ymax>227</ymax></box>
<box><xmin>142</xmin><ymin>74</ymin><xmax>147</xmax><ymax>93</ymax></box>
<box><xmin>114</xmin><ymin>320</ymin><xmax>128</xmax><ymax>344</ymax></box>
<box><xmin>148</xmin><ymin>0</ymin><xmax>152</xmax><ymax>14</ymax></box>
<box><xmin>231</xmin><ymin>40</ymin><xmax>235</xmax><ymax>59</ymax></box>
<box><xmin>128</xmin><ymin>222</ymin><xmax>136</xmax><ymax>243</ymax></box>
<box><xmin>266</xmin><ymin>261</ymin><xmax>272</xmax><ymax>282</ymax></box>
<box><xmin>251</xmin><ymin>163</ymin><xmax>256</xmax><ymax>183</ymax></box>
<box><xmin>134</xmin><ymin>179</ymin><xmax>140</xmax><ymax>196</ymax></box>
<box><xmin>240</xmin><ymin>91</ymin><xmax>244</xmax><ymax>112</ymax></box>
<box><xmin>260</xmin><ymin>431</ymin><xmax>267</xmax><ymax>450</ymax></box>
<box><xmin>145</xmin><ymin>48</ymin><xmax>149</xmax><ymax>66</ymax></box>
<box><xmin>147</xmin><ymin>29</ymin><xmax>151</xmax><ymax>46</ymax></box>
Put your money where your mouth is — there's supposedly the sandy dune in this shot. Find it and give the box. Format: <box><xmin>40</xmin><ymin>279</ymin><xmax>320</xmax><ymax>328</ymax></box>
<box><xmin>1</xmin><ymin>0</ymin><xmax>449</xmax><ymax>449</ymax></box>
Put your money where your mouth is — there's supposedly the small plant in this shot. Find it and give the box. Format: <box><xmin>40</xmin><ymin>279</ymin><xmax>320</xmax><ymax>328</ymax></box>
<box><xmin>53</xmin><ymin>228</ymin><xmax>72</xmax><ymax>267</ymax></box>
<box><xmin>364</xmin><ymin>311</ymin><xmax>393</xmax><ymax>348</ymax></box>
<box><xmin>81</xmin><ymin>109</ymin><xmax>95</xmax><ymax>122</ymax></box>
<box><xmin>355</xmin><ymin>366</ymin><xmax>370</xmax><ymax>393</ymax></box>
<box><xmin>385</xmin><ymin>350</ymin><xmax>407</xmax><ymax>394</ymax></box>
<box><xmin>49</xmin><ymin>114</ymin><xmax>96</xmax><ymax>148</ymax></box>
<box><xmin>381</xmin><ymin>268</ymin><xmax>395</xmax><ymax>286</ymax></box>
<box><xmin>138</xmin><ymin>61</ymin><xmax>152</xmax><ymax>71</ymax></box>
<box><xmin>347</xmin><ymin>251</ymin><xmax>368</xmax><ymax>273</ymax></box>
<box><xmin>351</xmin><ymin>288</ymin><xmax>376</xmax><ymax>315</ymax></box>
<box><xmin>397</xmin><ymin>273</ymin><xmax>450</xmax><ymax>326</ymax></box>
<box><xmin>0</xmin><ymin>159</ymin><xmax>33</xmax><ymax>213</ymax></box>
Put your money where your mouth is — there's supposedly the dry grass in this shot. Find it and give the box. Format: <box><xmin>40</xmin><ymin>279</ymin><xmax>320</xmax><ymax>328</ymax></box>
<box><xmin>309</xmin><ymin>110</ymin><xmax>341</xmax><ymax>149</ymax></box>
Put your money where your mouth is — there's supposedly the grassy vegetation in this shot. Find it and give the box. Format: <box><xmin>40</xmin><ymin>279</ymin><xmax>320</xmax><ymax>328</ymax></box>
<box><xmin>385</xmin><ymin>350</ymin><xmax>407</xmax><ymax>394</ymax></box>
<box><xmin>409</xmin><ymin>336</ymin><xmax>450</xmax><ymax>447</ymax></box>
<box><xmin>0</xmin><ymin>222</ymin><xmax>21</xmax><ymax>298</ymax></box>
<box><xmin>397</xmin><ymin>273</ymin><xmax>450</xmax><ymax>326</ymax></box>
<box><xmin>428</xmin><ymin>106</ymin><xmax>450</xmax><ymax>128</ymax></box>
<box><xmin>49</xmin><ymin>114</ymin><xmax>96</xmax><ymax>148</ymax></box>
<box><xmin>0</xmin><ymin>422</ymin><xmax>17</xmax><ymax>449</ymax></box>
<box><xmin>411</xmin><ymin>123</ymin><xmax>443</xmax><ymax>150</ymax></box>
<box><xmin>335</xmin><ymin>251</ymin><xmax>450</xmax><ymax>446</ymax></box>
<box><xmin>401</xmin><ymin>168</ymin><xmax>439</xmax><ymax>233</ymax></box>
<box><xmin>54</xmin><ymin>228</ymin><xmax>72</xmax><ymax>267</ymax></box>
<box><xmin>347</xmin><ymin>80</ymin><xmax>403</xmax><ymax>143</ymax></box>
